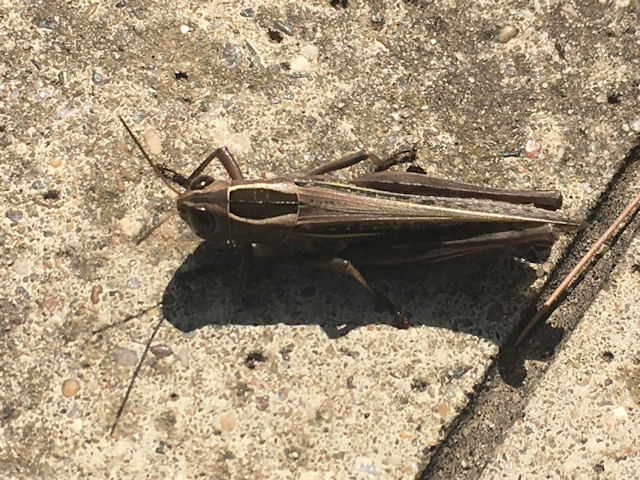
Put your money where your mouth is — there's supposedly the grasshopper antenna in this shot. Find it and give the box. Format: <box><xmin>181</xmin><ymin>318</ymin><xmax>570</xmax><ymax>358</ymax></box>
<box><xmin>119</xmin><ymin>116</ymin><xmax>184</xmax><ymax>243</ymax></box>
<box><xmin>91</xmin><ymin>302</ymin><xmax>164</xmax><ymax>435</ymax></box>
<box><xmin>92</xmin><ymin>302</ymin><xmax>161</xmax><ymax>335</ymax></box>
<box><xmin>108</xmin><ymin>117</ymin><xmax>185</xmax><ymax>434</ymax></box>
<box><xmin>118</xmin><ymin>116</ymin><xmax>182</xmax><ymax>196</ymax></box>
<box><xmin>109</xmin><ymin>316</ymin><xmax>164</xmax><ymax>436</ymax></box>
<box><xmin>134</xmin><ymin>210</ymin><xmax>180</xmax><ymax>245</ymax></box>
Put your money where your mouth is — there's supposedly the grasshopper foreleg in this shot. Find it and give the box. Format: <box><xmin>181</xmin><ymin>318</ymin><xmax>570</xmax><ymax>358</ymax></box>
<box><xmin>155</xmin><ymin>164</ymin><xmax>190</xmax><ymax>189</ymax></box>
<box><xmin>190</xmin><ymin>146</ymin><xmax>244</xmax><ymax>182</ymax></box>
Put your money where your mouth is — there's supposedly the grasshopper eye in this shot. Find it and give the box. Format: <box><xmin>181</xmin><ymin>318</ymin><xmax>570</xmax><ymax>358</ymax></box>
<box><xmin>189</xmin><ymin>175</ymin><xmax>215</xmax><ymax>191</ymax></box>
<box><xmin>189</xmin><ymin>207</ymin><xmax>216</xmax><ymax>236</ymax></box>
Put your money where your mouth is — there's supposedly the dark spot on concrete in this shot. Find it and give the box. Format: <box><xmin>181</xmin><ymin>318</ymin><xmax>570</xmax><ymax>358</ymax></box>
<box><xmin>279</xmin><ymin>344</ymin><xmax>294</xmax><ymax>361</ymax></box>
<box><xmin>43</xmin><ymin>189</ymin><xmax>60</xmax><ymax>200</ymax></box>
<box><xmin>411</xmin><ymin>378</ymin><xmax>428</xmax><ymax>392</ymax></box>
<box><xmin>607</xmin><ymin>93</ymin><xmax>621</xmax><ymax>104</ymax></box>
<box><xmin>267</xmin><ymin>29</ymin><xmax>283</xmax><ymax>43</ymax></box>
<box><xmin>245</xmin><ymin>351</ymin><xmax>266</xmax><ymax>369</ymax></box>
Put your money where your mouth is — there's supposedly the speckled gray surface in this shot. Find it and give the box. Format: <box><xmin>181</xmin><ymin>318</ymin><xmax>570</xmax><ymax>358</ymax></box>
<box><xmin>1</xmin><ymin>1</ymin><xmax>638</xmax><ymax>479</ymax></box>
<box><xmin>480</xmin><ymin>235</ymin><xmax>640</xmax><ymax>480</ymax></box>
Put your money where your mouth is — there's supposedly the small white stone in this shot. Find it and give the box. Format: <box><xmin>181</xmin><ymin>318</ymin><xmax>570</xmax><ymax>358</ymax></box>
<box><xmin>118</xmin><ymin>214</ymin><xmax>141</xmax><ymax>236</ymax></box>
<box><xmin>12</xmin><ymin>258</ymin><xmax>31</xmax><ymax>276</ymax></box>
<box><xmin>290</xmin><ymin>56</ymin><xmax>311</xmax><ymax>72</ymax></box>
<box><xmin>524</xmin><ymin>139</ymin><xmax>541</xmax><ymax>158</ymax></box>
<box><xmin>143</xmin><ymin>128</ymin><xmax>162</xmax><ymax>155</ymax></box>
<box><xmin>497</xmin><ymin>25</ymin><xmax>518</xmax><ymax>43</ymax></box>
<box><xmin>301</xmin><ymin>44</ymin><xmax>319</xmax><ymax>58</ymax></box>
<box><xmin>612</xmin><ymin>406</ymin><xmax>627</xmax><ymax>418</ymax></box>
<box><xmin>180</xmin><ymin>24</ymin><xmax>190</xmax><ymax>34</ymax></box>
<box><xmin>175</xmin><ymin>346</ymin><xmax>190</xmax><ymax>368</ymax></box>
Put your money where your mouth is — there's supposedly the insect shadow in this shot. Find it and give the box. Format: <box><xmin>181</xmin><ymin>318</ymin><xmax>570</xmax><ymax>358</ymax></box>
<box><xmin>160</xmin><ymin>241</ymin><xmax>548</xmax><ymax>344</ymax></box>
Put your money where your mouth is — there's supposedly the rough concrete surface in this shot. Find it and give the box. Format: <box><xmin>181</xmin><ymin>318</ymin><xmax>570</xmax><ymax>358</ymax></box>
<box><xmin>0</xmin><ymin>1</ymin><xmax>638</xmax><ymax>479</ymax></box>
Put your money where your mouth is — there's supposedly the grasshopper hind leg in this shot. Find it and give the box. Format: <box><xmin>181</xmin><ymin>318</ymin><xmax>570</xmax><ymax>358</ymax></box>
<box><xmin>311</xmin><ymin>258</ymin><xmax>411</xmax><ymax>329</ymax></box>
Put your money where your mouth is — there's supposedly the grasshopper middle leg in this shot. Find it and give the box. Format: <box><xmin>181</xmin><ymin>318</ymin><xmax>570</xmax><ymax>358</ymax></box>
<box><xmin>305</xmin><ymin>148</ymin><xmax>416</xmax><ymax>176</ymax></box>
<box><xmin>310</xmin><ymin>258</ymin><xmax>411</xmax><ymax>329</ymax></box>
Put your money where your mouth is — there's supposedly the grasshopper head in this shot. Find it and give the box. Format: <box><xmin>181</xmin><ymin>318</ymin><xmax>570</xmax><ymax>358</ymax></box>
<box><xmin>177</xmin><ymin>175</ymin><xmax>230</xmax><ymax>246</ymax></box>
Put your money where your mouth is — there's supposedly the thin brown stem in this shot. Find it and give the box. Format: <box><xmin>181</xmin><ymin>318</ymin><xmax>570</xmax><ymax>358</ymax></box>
<box><xmin>516</xmin><ymin>189</ymin><xmax>640</xmax><ymax>346</ymax></box>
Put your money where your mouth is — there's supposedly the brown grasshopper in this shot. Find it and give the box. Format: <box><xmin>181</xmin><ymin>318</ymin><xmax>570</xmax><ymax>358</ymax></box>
<box><xmin>107</xmin><ymin>118</ymin><xmax>582</xmax><ymax>435</ymax></box>
<box><xmin>119</xmin><ymin>117</ymin><xmax>581</xmax><ymax>325</ymax></box>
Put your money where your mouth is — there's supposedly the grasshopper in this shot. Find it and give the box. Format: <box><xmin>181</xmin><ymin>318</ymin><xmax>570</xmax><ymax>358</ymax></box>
<box><xmin>109</xmin><ymin>118</ymin><xmax>581</xmax><ymax>434</ymax></box>
<box><xmin>119</xmin><ymin>117</ymin><xmax>581</xmax><ymax>326</ymax></box>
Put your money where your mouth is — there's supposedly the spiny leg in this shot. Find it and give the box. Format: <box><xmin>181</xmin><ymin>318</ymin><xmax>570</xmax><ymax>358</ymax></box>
<box><xmin>372</xmin><ymin>148</ymin><xmax>417</xmax><ymax>172</ymax></box>
<box><xmin>305</xmin><ymin>151</ymin><xmax>379</xmax><ymax>176</ymax></box>
<box><xmin>311</xmin><ymin>258</ymin><xmax>411</xmax><ymax>329</ymax></box>
<box><xmin>305</xmin><ymin>148</ymin><xmax>417</xmax><ymax>176</ymax></box>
